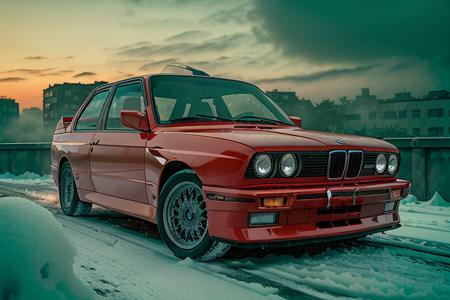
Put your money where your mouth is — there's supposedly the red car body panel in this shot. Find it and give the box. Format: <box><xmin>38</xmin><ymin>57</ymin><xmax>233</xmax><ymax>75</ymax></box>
<box><xmin>51</xmin><ymin>75</ymin><xmax>410</xmax><ymax>246</ymax></box>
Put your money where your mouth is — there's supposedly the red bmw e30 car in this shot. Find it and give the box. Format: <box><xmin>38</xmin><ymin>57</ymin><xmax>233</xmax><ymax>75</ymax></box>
<box><xmin>51</xmin><ymin>65</ymin><xmax>410</xmax><ymax>261</ymax></box>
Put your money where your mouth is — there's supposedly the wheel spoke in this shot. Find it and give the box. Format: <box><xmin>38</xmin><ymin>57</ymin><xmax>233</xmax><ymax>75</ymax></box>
<box><xmin>163</xmin><ymin>181</ymin><xmax>208</xmax><ymax>250</ymax></box>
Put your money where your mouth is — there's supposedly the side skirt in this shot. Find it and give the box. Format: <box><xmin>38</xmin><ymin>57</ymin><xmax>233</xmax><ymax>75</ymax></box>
<box><xmin>77</xmin><ymin>188</ymin><xmax>157</xmax><ymax>223</ymax></box>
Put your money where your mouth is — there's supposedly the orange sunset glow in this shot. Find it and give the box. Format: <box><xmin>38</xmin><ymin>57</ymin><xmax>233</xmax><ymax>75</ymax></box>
<box><xmin>1</xmin><ymin>0</ymin><xmax>449</xmax><ymax>110</ymax></box>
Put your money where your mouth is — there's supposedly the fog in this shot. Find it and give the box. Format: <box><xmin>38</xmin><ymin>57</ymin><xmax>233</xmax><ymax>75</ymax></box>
<box><xmin>0</xmin><ymin>114</ymin><xmax>53</xmax><ymax>143</ymax></box>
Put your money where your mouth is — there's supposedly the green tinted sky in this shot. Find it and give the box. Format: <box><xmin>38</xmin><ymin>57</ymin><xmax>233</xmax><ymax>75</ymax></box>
<box><xmin>1</xmin><ymin>0</ymin><xmax>449</xmax><ymax>109</ymax></box>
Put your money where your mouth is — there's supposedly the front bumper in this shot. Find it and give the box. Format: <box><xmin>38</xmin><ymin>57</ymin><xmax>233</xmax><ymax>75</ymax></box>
<box><xmin>204</xmin><ymin>179</ymin><xmax>410</xmax><ymax>246</ymax></box>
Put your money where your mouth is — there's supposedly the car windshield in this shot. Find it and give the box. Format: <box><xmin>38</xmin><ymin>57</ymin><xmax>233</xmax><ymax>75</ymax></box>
<box><xmin>150</xmin><ymin>75</ymin><xmax>293</xmax><ymax>125</ymax></box>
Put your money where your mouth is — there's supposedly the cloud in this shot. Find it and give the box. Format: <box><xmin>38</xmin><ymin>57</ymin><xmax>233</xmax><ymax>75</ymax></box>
<box><xmin>43</xmin><ymin>70</ymin><xmax>74</xmax><ymax>76</ymax></box>
<box><xmin>200</xmin><ymin>2</ymin><xmax>252</xmax><ymax>25</ymax></box>
<box><xmin>252</xmin><ymin>0</ymin><xmax>450</xmax><ymax>65</ymax></box>
<box><xmin>3</xmin><ymin>68</ymin><xmax>54</xmax><ymax>75</ymax></box>
<box><xmin>117</xmin><ymin>32</ymin><xmax>250</xmax><ymax>58</ymax></box>
<box><xmin>73</xmin><ymin>72</ymin><xmax>97</xmax><ymax>78</ymax></box>
<box><xmin>0</xmin><ymin>77</ymin><xmax>27</xmax><ymax>83</ymax></box>
<box><xmin>121</xmin><ymin>0</ymin><xmax>224</xmax><ymax>7</ymax></box>
<box><xmin>24</xmin><ymin>56</ymin><xmax>47</xmax><ymax>60</ymax></box>
<box><xmin>255</xmin><ymin>64</ymin><xmax>379</xmax><ymax>84</ymax></box>
<box><xmin>139</xmin><ymin>58</ymin><xmax>178</xmax><ymax>71</ymax></box>
<box><xmin>2</xmin><ymin>68</ymin><xmax>73</xmax><ymax>77</ymax></box>
<box><xmin>164</xmin><ymin>30</ymin><xmax>211</xmax><ymax>42</ymax></box>
<box><xmin>119</xmin><ymin>17</ymin><xmax>194</xmax><ymax>28</ymax></box>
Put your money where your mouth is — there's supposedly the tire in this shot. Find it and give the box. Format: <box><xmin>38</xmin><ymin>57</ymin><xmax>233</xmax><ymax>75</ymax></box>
<box><xmin>59</xmin><ymin>161</ymin><xmax>92</xmax><ymax>216</ymax></box>
<box><xmin>157</xmin><ymin>169</ymin><xmax>230</xmax><ymax>261</ymax></box>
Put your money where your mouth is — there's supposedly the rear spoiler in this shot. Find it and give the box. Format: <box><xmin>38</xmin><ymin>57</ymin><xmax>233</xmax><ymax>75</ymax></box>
<box><xmin>55</xmin><ymin>116</ymin><xmax>73</xmax><ymax>134</ymax></box>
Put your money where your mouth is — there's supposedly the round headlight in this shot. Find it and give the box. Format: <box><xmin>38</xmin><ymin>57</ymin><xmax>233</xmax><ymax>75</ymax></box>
<box><xmin>375</xmin><ymin>154</ymin><xmax>387</xmax><ymax>174</ymax></box>
<box><xmin>253</xmin><ymin>154</ymin><xmax>272</xmax><ymax>177</ymax></box>
<box><xmin>280</xmin><ymin>153</ymin><xmax>297</xmax><ymax>177</ymax></box>
<box><xmin>388</xmin><ymin>154</ymin><xmax>399</xmax><ymax>174</ymax></box>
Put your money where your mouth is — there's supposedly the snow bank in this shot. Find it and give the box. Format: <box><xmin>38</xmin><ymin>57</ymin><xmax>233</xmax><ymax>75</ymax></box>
<box><xmin>420</xmin><ymin>192</ymin><xmax>450</xmax><ymax>208</ymax></box>
<box><xmin>0</xmin><ymin>197</ymin><xmax>96</xmax><ymax>300</ymax></box>
<box><xmin>392</xmin><ymin>193</ymin><xmax>450</xmax><ymax>244</ymax></box>
<box><xmin>0</xmin><ymin>172</ymin><xmax>53</xmax><ymax>185</ymax></box>
<box><xmin>400</xmin><ymin>193</ymin><xmax>450</xmax><ymax>216</ymax></box>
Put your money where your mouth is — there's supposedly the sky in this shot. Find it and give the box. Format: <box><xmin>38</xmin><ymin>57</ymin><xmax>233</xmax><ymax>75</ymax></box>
<box><xmin>1</xmin><ymin>0</ymin><xmax>449</xmax><ymax>110</ymax></box>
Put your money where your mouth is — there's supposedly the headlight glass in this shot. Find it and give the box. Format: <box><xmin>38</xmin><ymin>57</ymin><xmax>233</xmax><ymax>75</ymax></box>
<box><xmin>254</xmin><ymin>154</ymin><xmax>272</xmax><ymax>177</ymax></box>
<box><xmin>280</xmin><ymin>153</ymin><xmax>297</xmax><ymax>177</ymax></box>
<box><xmin>375</xmin><ymin>154</ymin><xmax>387</xmax><ymax>174</ymax></box>
<box><xmin>388</xmin><ymin>154</ymin><xmax>399</xmax><ymax>174</ymax></box>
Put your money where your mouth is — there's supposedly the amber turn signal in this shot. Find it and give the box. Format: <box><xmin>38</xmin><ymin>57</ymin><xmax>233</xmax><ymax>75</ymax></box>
<box><xmin>391</xmin><ymin>189</ymin><xmax>402</xmax><ymax>200</ymax></box>
<box><xmin>262</xmin><ymin>197</ymin><xmax>286</xmax><ymax>207</ymax></box>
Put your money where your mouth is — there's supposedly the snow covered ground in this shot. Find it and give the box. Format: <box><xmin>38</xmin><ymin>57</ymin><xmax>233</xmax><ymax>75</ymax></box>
<box><xmin>0</xmin><ymin>197</ymin><xmax>96</xmax><ymax>300</ymax></box>
<box><xmin>1</xmin><ymin>173</ymin><xmax>449</xmax><ymax>299</ymax></box>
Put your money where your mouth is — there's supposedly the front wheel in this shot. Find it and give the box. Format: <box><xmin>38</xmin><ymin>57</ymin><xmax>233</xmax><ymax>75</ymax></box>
<box><xmin>157</xmin><ymin>170</ymin><xmax>230</xmax><ymax>261</ymax></box>
<box><xmin>59</xmin><ymin>161</ymin><xmax>92</xmax><ymax>216</ymax></box>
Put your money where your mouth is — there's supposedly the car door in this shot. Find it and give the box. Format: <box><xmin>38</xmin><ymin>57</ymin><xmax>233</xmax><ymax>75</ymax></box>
<box><xmin>89</xmin><ymin>80</ymin><xmax>149</xmax><ymax>204</ymax></box>
<box><xmin>70</xmin><ymin>87</ymin><xmax>111</xmax><ymax>191</ymax></box>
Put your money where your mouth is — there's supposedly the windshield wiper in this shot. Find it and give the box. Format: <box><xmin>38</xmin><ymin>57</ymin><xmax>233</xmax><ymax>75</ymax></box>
<box><xmin>169</xmin><ymin>116</ymin><xmax>209</xmax><ymax>123</ymax></box>
<box><xmin>195</xmin><ymin>114</ymin><xmax>233</xmax><ymax>122</ymax></box>
<box><xmin>169</xmin><ymin>115</ymin><xmax>233</xmax><ymax>123</ymax></box>
<box><xmin>235</xmin><ymin>115</ymin><xmax>290</xmax><ymax>125</ymax></box>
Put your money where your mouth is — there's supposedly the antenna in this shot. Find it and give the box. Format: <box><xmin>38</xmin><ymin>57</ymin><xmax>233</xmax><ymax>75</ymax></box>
<box><xmin>161</xmin><ymin>64</ymin><xmax>209</xmax><ymax>76</ymax></box>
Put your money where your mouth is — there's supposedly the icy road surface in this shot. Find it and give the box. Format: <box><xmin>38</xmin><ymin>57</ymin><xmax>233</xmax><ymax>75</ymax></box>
<box><xmin>0</xmin><ymin>173</ymin><xmax>449</xmax><ymax>300</ymax></box>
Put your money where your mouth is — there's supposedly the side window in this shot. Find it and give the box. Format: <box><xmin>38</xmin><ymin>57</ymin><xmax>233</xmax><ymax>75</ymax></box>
<box><xmin>106</xmin><ymin>83</ymin><xmax>145</xmax><ymax>130</ymax></box>
<box><xmin>75</xmin><ymin>90</ymin><xmax>109</xmax><ymax>130</ymax></box>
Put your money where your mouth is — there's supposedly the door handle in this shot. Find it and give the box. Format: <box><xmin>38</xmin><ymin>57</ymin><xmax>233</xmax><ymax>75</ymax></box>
<box><xmin>91</xmin><ymin>138</ymin><xmax>100</xmax><ymax>145</ymax></box>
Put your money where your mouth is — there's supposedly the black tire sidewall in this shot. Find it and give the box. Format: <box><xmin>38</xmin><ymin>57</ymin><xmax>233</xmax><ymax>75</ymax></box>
<box><xmin>59</xmin><ymin>161</ymin><xmax>80</xmax><ymax>215</ymax></box>
<box><xmin>157</xmin><ymin>169</ymin><xmax>214</xmax><ymax>259</ymax></box>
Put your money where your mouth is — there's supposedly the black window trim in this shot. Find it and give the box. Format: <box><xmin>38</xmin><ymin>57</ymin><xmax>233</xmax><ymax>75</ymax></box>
<box><xmin>73</xmin><ymin>87</ymin><xmax>112</xmax><ymax>132</ymax></box>
<box><xmin>99</xmin><ymin>78</ymin><xmax>147</xmax><ymax>132</ymax></box>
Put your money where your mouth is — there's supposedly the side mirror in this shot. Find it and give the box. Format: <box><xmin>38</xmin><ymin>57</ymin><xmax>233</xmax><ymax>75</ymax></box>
<box><xmin>120</xmin><ymin>110</ymin><xmax>150</xmax><ymax>131</ymax></box>
<box><xmin>289</xmin><ymin>116</ymin><xmax>302</xmax><ymax>128</ymax></box>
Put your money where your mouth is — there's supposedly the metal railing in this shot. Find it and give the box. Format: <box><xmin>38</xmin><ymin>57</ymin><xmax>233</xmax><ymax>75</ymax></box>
<box><xmin>385</xmin><ymin>137</ymin><xmax>450</xmax><ymax>201</ymax></box>
<box><xmin>0</xmin><ymin>142</ymin><xmax>51</xmax><ymax>175</ymax></box>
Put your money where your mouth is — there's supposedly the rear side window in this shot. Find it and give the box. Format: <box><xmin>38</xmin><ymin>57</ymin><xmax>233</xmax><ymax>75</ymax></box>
<box><xmin>75</xmin><ymin>90</ymin><xmax>109</xmax><ymax>130</ymax></box>
<box><xmin>105</xmin><ymin>82</ymin><xmax>145</xmax><ymax>130</ymax></box>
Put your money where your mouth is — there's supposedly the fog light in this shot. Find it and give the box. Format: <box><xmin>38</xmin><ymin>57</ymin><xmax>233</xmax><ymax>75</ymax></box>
<box><xmin>249</xmin><ymin>212</ymin><xmax>278</xmax><ymax>226</ymax></box>
<box><xmin>384</xmin><ymin>201</ymin><xmax>396</xmax><ymax>212</ymax></box>
<box><xmin>262</xmin><ymin>197</ymin><xmax>286</xmax><ymax>207</ymax></box>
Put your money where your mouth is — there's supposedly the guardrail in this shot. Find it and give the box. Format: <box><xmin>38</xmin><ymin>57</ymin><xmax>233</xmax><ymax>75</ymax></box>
<box><xmin>0</xmin><ymin>143</ymin><xmax>51</xmax><ymax>175</ymax></box>
<box><xmin>385</xmin><ymin>137</ymin><xmax>450</xmax><ymax>201</ymax></box>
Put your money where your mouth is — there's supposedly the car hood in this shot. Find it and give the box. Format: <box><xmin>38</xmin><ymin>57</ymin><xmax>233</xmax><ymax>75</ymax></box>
<box><xmin>163</xmin><ymin>125</ymin><xmax>397</xmax><ymax>152</ymax></box>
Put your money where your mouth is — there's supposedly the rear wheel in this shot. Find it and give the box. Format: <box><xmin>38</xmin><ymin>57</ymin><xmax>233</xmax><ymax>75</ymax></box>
<box><xmin>157</xmin><ymin>169</ymin><xmax>230</xmax><ymax>261</ymax></box>
<box><xmin>59</xmin><ymin>161</ymin><xmax>92</xmax><ymax>216</ymax></box>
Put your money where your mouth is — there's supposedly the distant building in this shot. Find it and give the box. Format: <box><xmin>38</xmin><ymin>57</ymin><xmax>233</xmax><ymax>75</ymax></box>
<box><xmin>393</xmin><ymin>92</ymin><xmax>413</xmax><ymax>101</ymax></box>
<box><xmin>22</xmin><ymin>107</ymin><xmax>43</xmax><ymax>119</ymax></box>
<box><xmin>43</xmin><ymin>81</ymin><xmax>107</xmax><ymax>127</ymax></box>
<box><xmin>341</xmin><ymin>89</ymin><xmax>450</xmax><ymax>137</ymax></box>
<box><xmin>266</xmin><ymin>89</ymin><xmax>313</xmax><ymax>116</ymax></box>
<box><xmin>266</xmin><ymin>89</ymin><xmax>298</xmax><ymax>103</ymax></box>
<box><xmin>0</xmin><ymin>96</ymin><xmax>19</xmax><ymax>126</ymax></box>
<box><xmin>355</xmin><ymin>88</ymin><xmax>377</xmax><ymax>103</ymax></box>
<box><xmin>427</xmin><ymin>90</ymin><xmax>449</xmax><ymax>100</ymax></box>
